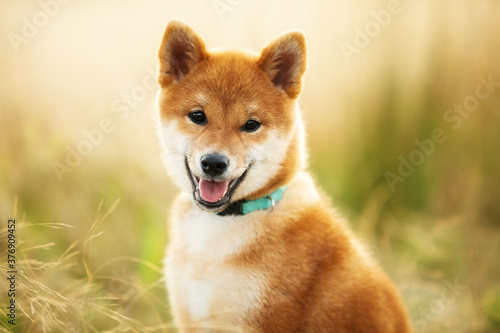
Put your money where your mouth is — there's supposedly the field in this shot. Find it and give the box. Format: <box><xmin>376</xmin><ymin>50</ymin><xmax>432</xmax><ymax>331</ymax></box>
<box><xmin>1</xmin><ymin>0</ymin><xmax>499</xmax><ymax>332</ymax></box>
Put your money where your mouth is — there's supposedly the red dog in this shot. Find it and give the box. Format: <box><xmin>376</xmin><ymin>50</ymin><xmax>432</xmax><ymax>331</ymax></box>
<box><xmin>156</xmin><ymin>19</ymin><xmax>412</xmax><ymax>333</ymax></box>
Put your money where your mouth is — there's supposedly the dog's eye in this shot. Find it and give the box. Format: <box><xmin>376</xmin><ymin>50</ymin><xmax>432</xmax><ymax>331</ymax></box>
<box><xmin>188</xmin><ymin>110</ymin><xmax>207</xmax><ymax>125</ymax></box>
<box><xmin>241</xmin><ymin>120</ymin><xmax>261</xmax><ymax>132</ymax></box>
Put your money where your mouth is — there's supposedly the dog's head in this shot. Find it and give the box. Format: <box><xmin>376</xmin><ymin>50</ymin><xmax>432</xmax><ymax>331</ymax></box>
<box><xmin>157</xmin><ymin>19</ymin><xmax>307</xmax><ymax>212</ymax></box>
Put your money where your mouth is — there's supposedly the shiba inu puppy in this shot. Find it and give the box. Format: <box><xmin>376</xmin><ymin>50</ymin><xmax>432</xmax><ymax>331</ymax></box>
<box><xmin>156</xmin><ymin>18</ymin><xmax>412</xmax><ymax>333</ymax></box>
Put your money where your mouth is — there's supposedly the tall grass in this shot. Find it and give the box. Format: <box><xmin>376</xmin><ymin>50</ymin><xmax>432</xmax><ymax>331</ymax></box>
<box><xmin>0</xmin><ymin>198</ymin><xmax>173</xmax><ymax>332</ymax></box>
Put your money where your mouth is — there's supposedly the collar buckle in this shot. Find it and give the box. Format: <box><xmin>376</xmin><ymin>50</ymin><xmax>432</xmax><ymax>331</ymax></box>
<box><xmin>217</xmin><ymin>186</ymin><xmax>286</xmax><ymax>216</ymax></box>
<box><xmin>265</xmin><ymin>195</ymin><xmax>275</xmax><ymax>212</ymax></box>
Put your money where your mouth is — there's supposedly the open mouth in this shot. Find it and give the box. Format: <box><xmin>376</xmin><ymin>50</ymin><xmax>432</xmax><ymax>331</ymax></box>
<box><xmin>185</xmin><ymin>158</ymin><xmax>248</xmax><ymax>211</ymax></box>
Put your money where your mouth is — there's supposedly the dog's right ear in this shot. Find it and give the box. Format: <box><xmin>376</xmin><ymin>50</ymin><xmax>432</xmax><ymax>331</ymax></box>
<box><xmin>158</xmin><ymin>19</ymin><xmax>208</xmax><ymax>86</ymax></box>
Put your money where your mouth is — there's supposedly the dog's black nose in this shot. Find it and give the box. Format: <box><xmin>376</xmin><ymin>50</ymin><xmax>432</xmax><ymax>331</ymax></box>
<box><xmin>201</xmin><ymin>154</ymin><xmax>229</xmax><ymax>177</ymax></box>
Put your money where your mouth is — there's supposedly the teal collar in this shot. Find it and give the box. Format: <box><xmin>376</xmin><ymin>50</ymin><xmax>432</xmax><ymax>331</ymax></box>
<box><xmin>217</xmin><ymin>186</ymin><xmax>286</xmax><ymax>216</ymax></box>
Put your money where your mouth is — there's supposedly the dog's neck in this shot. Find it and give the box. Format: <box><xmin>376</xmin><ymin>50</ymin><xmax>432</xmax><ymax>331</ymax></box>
<box><xmin>217</xmin><ymin>186</ymin><xmax>286</xmax><ymax>216</ymax></box>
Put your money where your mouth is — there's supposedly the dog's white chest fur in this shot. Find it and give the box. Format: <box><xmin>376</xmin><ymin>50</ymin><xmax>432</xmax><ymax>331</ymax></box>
<box><xmin>165</xmin><ymin>208</ymin><xmax>264</xmax><ymax>325</ymax></box>
<box><xmin>182</xmin><ymin>277</ymin><xmax>214</xmax><ymax>320</ymax></box>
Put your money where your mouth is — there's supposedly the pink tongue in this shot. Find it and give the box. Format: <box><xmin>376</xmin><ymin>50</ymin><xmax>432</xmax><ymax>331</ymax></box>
<box><xmin>199</xmin><ymin>179</ymin><xmax>230</xmax><ymax>203</ymax></box>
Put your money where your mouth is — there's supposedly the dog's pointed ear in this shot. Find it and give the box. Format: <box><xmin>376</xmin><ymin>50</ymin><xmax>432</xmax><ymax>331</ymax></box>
<box><xmin>257</xmin><ymin>31</ymin><xmax>306</xmax><ymax>99</ymax></box>
<box><xmin>158</xmin><ymin>19</ymin><xmax>208</xmax><ymax>86</ymax></box>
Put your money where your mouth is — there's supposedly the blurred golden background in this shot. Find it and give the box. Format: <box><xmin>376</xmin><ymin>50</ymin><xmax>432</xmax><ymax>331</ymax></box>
<box><xmin>1</xmin><ymin>0</ymin><xmax>499</xmax><ymax>332</ymax></box>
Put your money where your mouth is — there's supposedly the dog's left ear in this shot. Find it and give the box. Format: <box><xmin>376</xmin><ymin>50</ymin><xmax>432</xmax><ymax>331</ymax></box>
<box><xmin>257</xmin><ymin>31</ymin><xmax>306</xmax><ymax>99</ymax></box>
<box><xmin>158</xmin><ymin>19</ymin><xmax>208</xmax><ymax>86</ymax></box>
